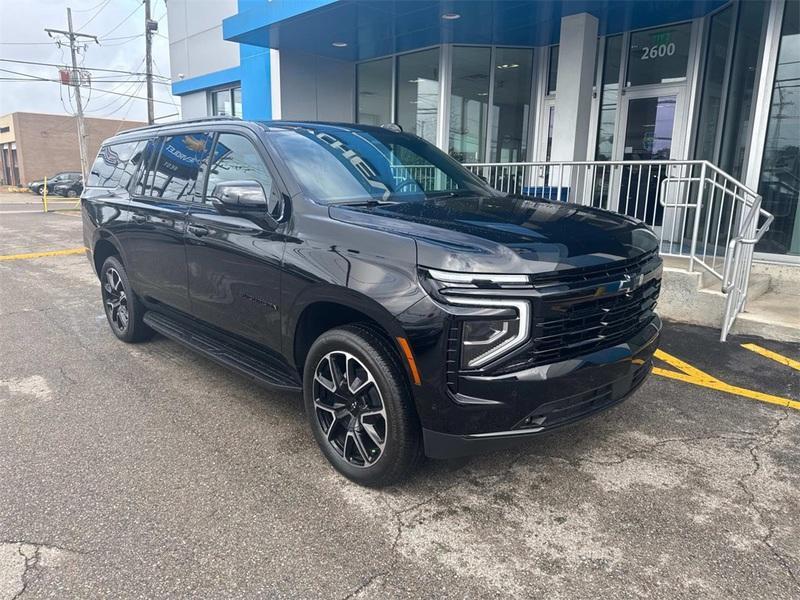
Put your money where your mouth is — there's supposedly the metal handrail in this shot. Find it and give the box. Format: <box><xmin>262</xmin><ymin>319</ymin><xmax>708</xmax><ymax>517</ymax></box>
<box><xmin>722</xmin><ymin>203</ymin><xmax>774</xmax><ymax>293</ymax></box>
<box><xmin>461</xmin><ymin>158</ymin><xmax>774</xmax><ymax>341</ymax></box>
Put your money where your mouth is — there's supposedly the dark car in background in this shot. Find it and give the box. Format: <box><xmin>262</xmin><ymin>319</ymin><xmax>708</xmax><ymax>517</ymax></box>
<box><xmin>52</xmin><ymin>177</ymin><xmax>83</xmax><ymax>198</ymax></box>
<box><xmin>28</xmin><ymin>171</ymin><xmax>82</xmax><ymax>195</ymax></box>
<box><xmin>81</xmin><ymin>118</ymin><xmax>662</xmax><ymax>486</ymax></box>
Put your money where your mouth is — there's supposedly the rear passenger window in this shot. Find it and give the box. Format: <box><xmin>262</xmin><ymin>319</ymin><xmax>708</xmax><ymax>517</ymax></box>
<box><xmin>87</xmin><ymin>141</ymin><xmax>146</xmax><ymax>189</ymax></box>
<box><xmin>149</xmin><ymin>132</ymin><xmax>213</xmax><ymax>201</ymax></box>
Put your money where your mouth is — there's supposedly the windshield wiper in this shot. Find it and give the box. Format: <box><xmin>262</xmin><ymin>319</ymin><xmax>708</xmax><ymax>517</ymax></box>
<box><xmin>336</xmin><ymin>199</ymin><xmax>395</xmax><ymax>207</ymax></box>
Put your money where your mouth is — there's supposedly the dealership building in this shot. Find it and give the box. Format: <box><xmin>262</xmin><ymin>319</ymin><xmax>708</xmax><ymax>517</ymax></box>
<box><xmin>166</xmin><ymin>0</ymin><xmax>798</xmax><ymax>270</ymax></box>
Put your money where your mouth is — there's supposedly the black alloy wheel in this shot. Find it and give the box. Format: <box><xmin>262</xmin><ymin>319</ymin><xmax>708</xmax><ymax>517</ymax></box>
<box><xmin>99</xmin><ymin>255</ymin><xmax>152</xmax><ymax>343</ymax></box>
<box><xmin>313</xmin><ymin>350</ymin><xmax>388</xmax><ymax>468</ymax></box>
<box><xmin>102</xmin><ymin>265</ymin><xmax>130</xmax><ymax>335</ymax></box>
<box><xmin>303</xmin><ymin>325</ymin><xmax>422</xmax><ymax>487</ymax></box>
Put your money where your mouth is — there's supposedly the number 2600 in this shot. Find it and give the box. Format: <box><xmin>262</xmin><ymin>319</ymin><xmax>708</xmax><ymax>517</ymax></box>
<box><xmin>641</xmin><ymin>43</ymin><xmax>676</xmax><ymax>60</ymax></box>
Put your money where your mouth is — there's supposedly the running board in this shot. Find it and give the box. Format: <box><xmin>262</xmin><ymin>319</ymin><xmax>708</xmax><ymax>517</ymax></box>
<box><xmin>143</xmin><ymin>311</ymin><xmax>302</xmax><ymax>393</ymax></box>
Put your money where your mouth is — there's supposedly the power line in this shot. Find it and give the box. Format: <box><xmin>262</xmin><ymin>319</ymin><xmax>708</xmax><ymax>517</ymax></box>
<box><xmin>99</xmin><ymin>2</ymin><xmax>144</xmax><ymax>40</ymax></box>
<box><xmin>0</xmin><ymin>58</ymin><xmax>169</xmax><ymax>80</ymax></box>
<box><xmin>78</xmin><ymin>0</ymin><xmax>113</xmax><ymax>30</ymax></box>
<box><xmin>73</xmin><ymin>0</ymin><xmax>112</xmax><ymax>13</ymax></box>
<box><xmin>0</xmin><ymin>41</ymin><xmax>57</xmax><ymax>45</ymax></box>
<box><xmin>0</xmin><ymin>76</ymin><xmax>175</xmax><ymax>104</ymax></box>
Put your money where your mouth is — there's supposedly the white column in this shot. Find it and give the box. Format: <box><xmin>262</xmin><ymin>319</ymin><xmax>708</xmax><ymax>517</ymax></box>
<box><xmin>551</xmin><ymin>13</ymin><xmax>598</xmax><ymax>162</ymax></box>
<box><xmin>269</xmin><ymin>49</ymin><xmax>282</xmax><ymax>120</ymax></box>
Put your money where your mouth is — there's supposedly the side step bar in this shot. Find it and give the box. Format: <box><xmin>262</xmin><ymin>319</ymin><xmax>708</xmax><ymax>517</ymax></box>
<box><xmin>143</xmin><ymin>311</ymin><xmax>302</xmax><ymax>393</ymax></box>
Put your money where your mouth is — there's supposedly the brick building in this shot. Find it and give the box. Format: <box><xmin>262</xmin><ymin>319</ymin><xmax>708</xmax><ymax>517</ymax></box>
<box><xmin>0</xmin><ymin>112</ymin><xmax>145</xmax><ymax>187</ymax></box>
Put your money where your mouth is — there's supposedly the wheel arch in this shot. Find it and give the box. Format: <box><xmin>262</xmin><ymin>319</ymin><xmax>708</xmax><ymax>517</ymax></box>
<box><xmin>92</xmin><ymin>234</ymin><xmax>124</xmax><ymax>277</ymax></box>
<box><xmin>289</xmin><ymin>288</ymin><xmax>411</xmax><ymax>383</ymax></box>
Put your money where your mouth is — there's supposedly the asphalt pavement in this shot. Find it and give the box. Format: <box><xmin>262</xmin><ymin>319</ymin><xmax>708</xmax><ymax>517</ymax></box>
<box><xmin>1</xmin><ymin>200</ymin><xmax>798</xmax><ymax>599</ymax></box>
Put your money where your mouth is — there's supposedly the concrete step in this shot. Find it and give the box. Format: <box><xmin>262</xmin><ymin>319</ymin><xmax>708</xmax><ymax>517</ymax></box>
<box><xmin>659</xmin><ymin>266</ymin><xmax>725</xmax><ymax>328</ymax></box>
<box><xmin>730</xmin><ymin>291</ymin><xmax>800</xmax><ymax>343</ymax></box>
<box><xmin>701</xmin><ymin>271</ymin><xmax>772</xmax><ymax>302</ymax></box>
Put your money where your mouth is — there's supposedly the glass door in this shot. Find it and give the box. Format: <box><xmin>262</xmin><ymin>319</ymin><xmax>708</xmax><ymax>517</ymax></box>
<box><xmin>612</xmin><ymin>87</ymin><xmax>687</xmax><ymax>236</ymax></box>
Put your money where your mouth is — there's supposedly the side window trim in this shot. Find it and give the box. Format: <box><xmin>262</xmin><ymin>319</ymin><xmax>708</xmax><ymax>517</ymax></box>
<box><xmin>196</xmin><ymin>131</ymin><xmax>219</xmax><ymax>203</ymax></box>
<box><xmin>202</xmin><ymin>128</ymin><xmax>288</xmax><ymax>220</ymax></box>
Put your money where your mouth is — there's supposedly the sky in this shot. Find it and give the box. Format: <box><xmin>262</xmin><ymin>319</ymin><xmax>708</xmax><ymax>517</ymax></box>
<box><xmin>0</xmin><ymin>0</ymin><xmax>179</xmax><ymax>124</ymax></box>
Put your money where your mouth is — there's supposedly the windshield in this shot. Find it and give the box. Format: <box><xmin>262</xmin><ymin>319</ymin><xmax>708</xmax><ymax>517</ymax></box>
<box><xmin>267</xmin><ymin>123</ymin><xmax>498</xmax><ymax>204</ymax></box>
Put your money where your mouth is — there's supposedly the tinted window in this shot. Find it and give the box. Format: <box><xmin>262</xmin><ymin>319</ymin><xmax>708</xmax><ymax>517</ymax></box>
<box><xmin>627</xmin><ymin>24</ymin><xmax>691</xmax><ymax>86</ymax></box>
<box><xmin>269</xmin><ymin>124</ymin><xmax>495</xmax><ymax>205</ymax></box>
<box><xmin>133</xmin><ymin>138</ymin><xmax>162</xmax><ymax>195</ymax></box>
<box><xmin>149</xmin><ymin>132</ymin><xmax>213</xmax><ymax>201</ymax></box>
<box><xmin>88</xmin><ymin>141</ymin><xmax>146</xmax><ymax>189</ymax></box>
<box><xmin>205</xmin><ymin>133</ymin><xmax>275</xmax><ymax>211</ymax></box>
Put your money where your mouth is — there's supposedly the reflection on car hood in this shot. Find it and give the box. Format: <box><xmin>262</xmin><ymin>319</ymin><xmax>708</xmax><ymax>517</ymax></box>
<box><xmin>329</xmin><ymin>195</ymin><xmax>659</xmax><ymax>275</ymax></box>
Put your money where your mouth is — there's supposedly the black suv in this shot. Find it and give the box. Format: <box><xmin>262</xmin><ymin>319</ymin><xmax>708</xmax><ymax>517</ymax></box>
<box><xmin>82</xmin><ymin>118</ymin><xmax>662</xmax><ymax>486</ymax></box>
<box><xmin>29</xmin><ymin>171</ymin><xmax>82</xmax><ymax>195</ymax></box>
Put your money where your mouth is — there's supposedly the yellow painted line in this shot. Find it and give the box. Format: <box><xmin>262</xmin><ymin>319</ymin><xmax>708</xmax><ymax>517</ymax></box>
<box><xmin>741</xmin><ymin>343</ymin><xmax>800</xmax><ymax>372</ymax></box>
<box><xmin>653</xmin><ymin>349</ymin><xmax>800</xmax><ymax>411</ymax></box>
<box><xmin>0</xmin><ymin>247</ymin><xmax>85</xmax><ymax>261</ymax></box>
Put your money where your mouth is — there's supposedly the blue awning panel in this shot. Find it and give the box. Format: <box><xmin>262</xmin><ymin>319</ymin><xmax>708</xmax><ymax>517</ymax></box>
<box><xmin>223</xmin><ymin>0</ymin><xmax>728</xmax><ymax>61</ymax></box>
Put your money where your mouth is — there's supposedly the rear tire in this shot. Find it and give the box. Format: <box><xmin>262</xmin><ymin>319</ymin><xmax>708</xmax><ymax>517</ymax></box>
<box><xmin>100</xmin><ymin>255</ymin><xmax>153</xmax><ymax>343</ymax></box>
<box><xmin>303</xmin><ymin>324</ymin><xmax>422</xmax><ymax>487</ymax></box>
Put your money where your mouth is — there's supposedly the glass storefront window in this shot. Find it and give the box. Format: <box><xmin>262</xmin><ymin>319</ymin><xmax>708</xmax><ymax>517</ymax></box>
<box><xmin>757</xmin><ymin>0</ymin><xmax>800</xmax><ymax>255</ymax></box>
<box><xmin>232</xmin><ymin>88</ymin><xmax>242</xmax><ymax>118</ymax></box>
<box><xmin>547</xmin><ymin>45</ymin><xmax>559</xmax><ymax>94</ymax></box>
<box><xmin>490</xmin><ymin>47</ymin><xmax>534</xmax><ymax>162</ymax></box>
<box><xmin>397</xmin><ymin>49</ymin><xmax>440</xmax><ymax>144</ymax></box>
<box><xmin>357</xmin><ymin>58</ymin><xmax>392</xmax><ymax>126</ymax></box>
<box><xmin>695</xmin><ymin>6</ymin><xmax>734</xmax><ymax>161</ymax></box>
<box><xmin>449</xmin><ymin>46</ymin><xmax>491</xmax><ymax>162</ymax></box>
<box><xmin>627</xmin><ymin>23</ymin><xmax>692</xmax><ymax>86</ymax></box>
<box><xmin>719</xmin><ymin>0</ymin><xmax>768</xmax><ymax>179</ymax></box>
<box><xmin>210</xmin><ymin>86</ymin><xmax>241</xmax><ymax>117</ymax></box>
<box><xmin>595</xmin><ymin>35</ymin><xmax>623</xmax><ymax>160</ymax></box>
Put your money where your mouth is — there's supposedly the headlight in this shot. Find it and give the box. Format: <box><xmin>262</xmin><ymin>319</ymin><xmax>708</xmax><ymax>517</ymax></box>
<box><xmin>461</xmin><ymin>318</ymin><xmax>522</xmax><ymax>368</ymax></box>
<box><xmin>447</xmin><ymin>297</ymin><xmax>530</xmax><ymax>369</ymax></box>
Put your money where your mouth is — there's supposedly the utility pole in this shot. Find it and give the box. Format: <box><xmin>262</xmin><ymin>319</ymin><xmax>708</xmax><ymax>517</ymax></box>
<box><xmin>144</xmin><ymin>0</ymin><xmax>157</xmax><ymax>125</ymax></box>
<box><xmin>45</xmin><ymin>8</ymin><xmax>98</xmax><ymax>181</ymax></box>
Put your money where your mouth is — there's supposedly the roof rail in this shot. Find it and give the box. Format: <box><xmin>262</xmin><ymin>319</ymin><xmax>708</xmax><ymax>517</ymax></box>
<box><xmin>117</xmin><ymin>115</ymin><xmax>243</xmax><ymax>136</ymax></box>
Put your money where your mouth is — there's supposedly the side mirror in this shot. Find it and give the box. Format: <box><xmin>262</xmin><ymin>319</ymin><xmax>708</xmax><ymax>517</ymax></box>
<box><xmin>210</xmin><ymin>179</ymin><xmax>279</xmax><ymax>229</ymax></box>
<box><xmin>211</xmin><ymin>180</ymin><xmax>268</xmax><ymax>212</ymax></box>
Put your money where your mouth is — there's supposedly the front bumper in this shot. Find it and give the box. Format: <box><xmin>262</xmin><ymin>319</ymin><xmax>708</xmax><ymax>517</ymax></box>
<box><xmin>422</xmin><ymin>315</ymin><xmax>661</xmax><ymax>459</ymax></box>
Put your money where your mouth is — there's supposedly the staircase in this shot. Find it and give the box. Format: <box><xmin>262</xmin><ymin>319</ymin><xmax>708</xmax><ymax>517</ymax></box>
<box><xmin>659</xmin><ymin>257</ymin><xmax>800</xmax><ymax>342</ymax></box>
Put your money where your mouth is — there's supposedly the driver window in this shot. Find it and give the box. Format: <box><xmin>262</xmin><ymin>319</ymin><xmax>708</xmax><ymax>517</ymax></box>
<box><xmin>205</xmin><ymin>133</ymin><xmax>277</xmax><ymax>214</ymax></box>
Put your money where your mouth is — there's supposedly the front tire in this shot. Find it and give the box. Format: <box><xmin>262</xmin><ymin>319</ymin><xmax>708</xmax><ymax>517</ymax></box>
<box><xmin>303</xmin><ymin>325</ymin><xmax>422</xmax><ymax>487</ymax></box>
<box><xmin>66</xmin><ymin>189</ymin><xmax>78</xmax><ymax>198</ymax></box>
<box><xmin>100</xmin><ymin>255</ymin><xmax>153</xmax><ymax>343</ymax></box>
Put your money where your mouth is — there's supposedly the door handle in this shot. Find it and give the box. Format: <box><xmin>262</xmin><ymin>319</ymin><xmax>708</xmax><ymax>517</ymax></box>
<box><xmin>130</xmin><ymin>214</ymin><xmax>146</xmax><ymax>223</ymax></box>
<box><xmin>187</xmin><ymin>224</ymin><xmax>210</xmax><ymax>237</ymax></box>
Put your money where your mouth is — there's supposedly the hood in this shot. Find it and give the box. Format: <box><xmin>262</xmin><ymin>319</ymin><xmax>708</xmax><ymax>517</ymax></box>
<box><xmin>329</xmin><ymin>195</ymin><xmax>659</xmax><ymax>275</ymax></box>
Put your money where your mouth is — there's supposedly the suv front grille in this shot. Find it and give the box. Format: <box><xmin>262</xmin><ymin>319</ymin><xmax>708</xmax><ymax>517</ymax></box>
<box><xmin>531</xmin><ymin>278</ymin><xmax>660</xmax><ymax>365</ymax></box>
<box><xmin>496</xmin><ymin>254</ymin><xmax>661</xmax><ymax>373</ymax></box>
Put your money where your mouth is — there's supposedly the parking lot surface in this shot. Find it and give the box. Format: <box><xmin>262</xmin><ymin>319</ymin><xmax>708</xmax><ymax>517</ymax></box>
<box><xmin>1</xmin><ymin>202</ymin><xmax>798</xmax><ymax>599</ymax></box>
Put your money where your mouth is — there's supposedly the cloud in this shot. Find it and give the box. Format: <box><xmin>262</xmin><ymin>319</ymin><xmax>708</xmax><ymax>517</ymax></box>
<box><xmin>0</xmin><ymin>0</ymin><xmax>179</xmax><ymax>122</ymax></box>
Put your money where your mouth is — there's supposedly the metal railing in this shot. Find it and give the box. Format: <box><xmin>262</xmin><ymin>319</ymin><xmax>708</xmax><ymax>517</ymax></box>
<box><xmin>463</xmin><ymin>160</ymin><xmax>773</xmax><ymax>341</ymax></box>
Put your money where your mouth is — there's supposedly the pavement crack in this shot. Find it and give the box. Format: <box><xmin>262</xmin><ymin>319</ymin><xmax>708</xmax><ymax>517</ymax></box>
<box><xmin>340</xmin><ymin>570</ymin><xmax>387</xmax><ymax>600</ymax></box>
<box><xmin>736</xmin><ymin>409</ymin><xmax>798</xmax><ymax>589</ymax></box>
<box><xmin>533</xmin><ymin>433</ymin><xmax>758</xmax><ymax>468</ymax></box>
<box><xmin>12</xmin><ymin>543</ymin><xmax>41</xmax><ymax>600</ymax></box>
